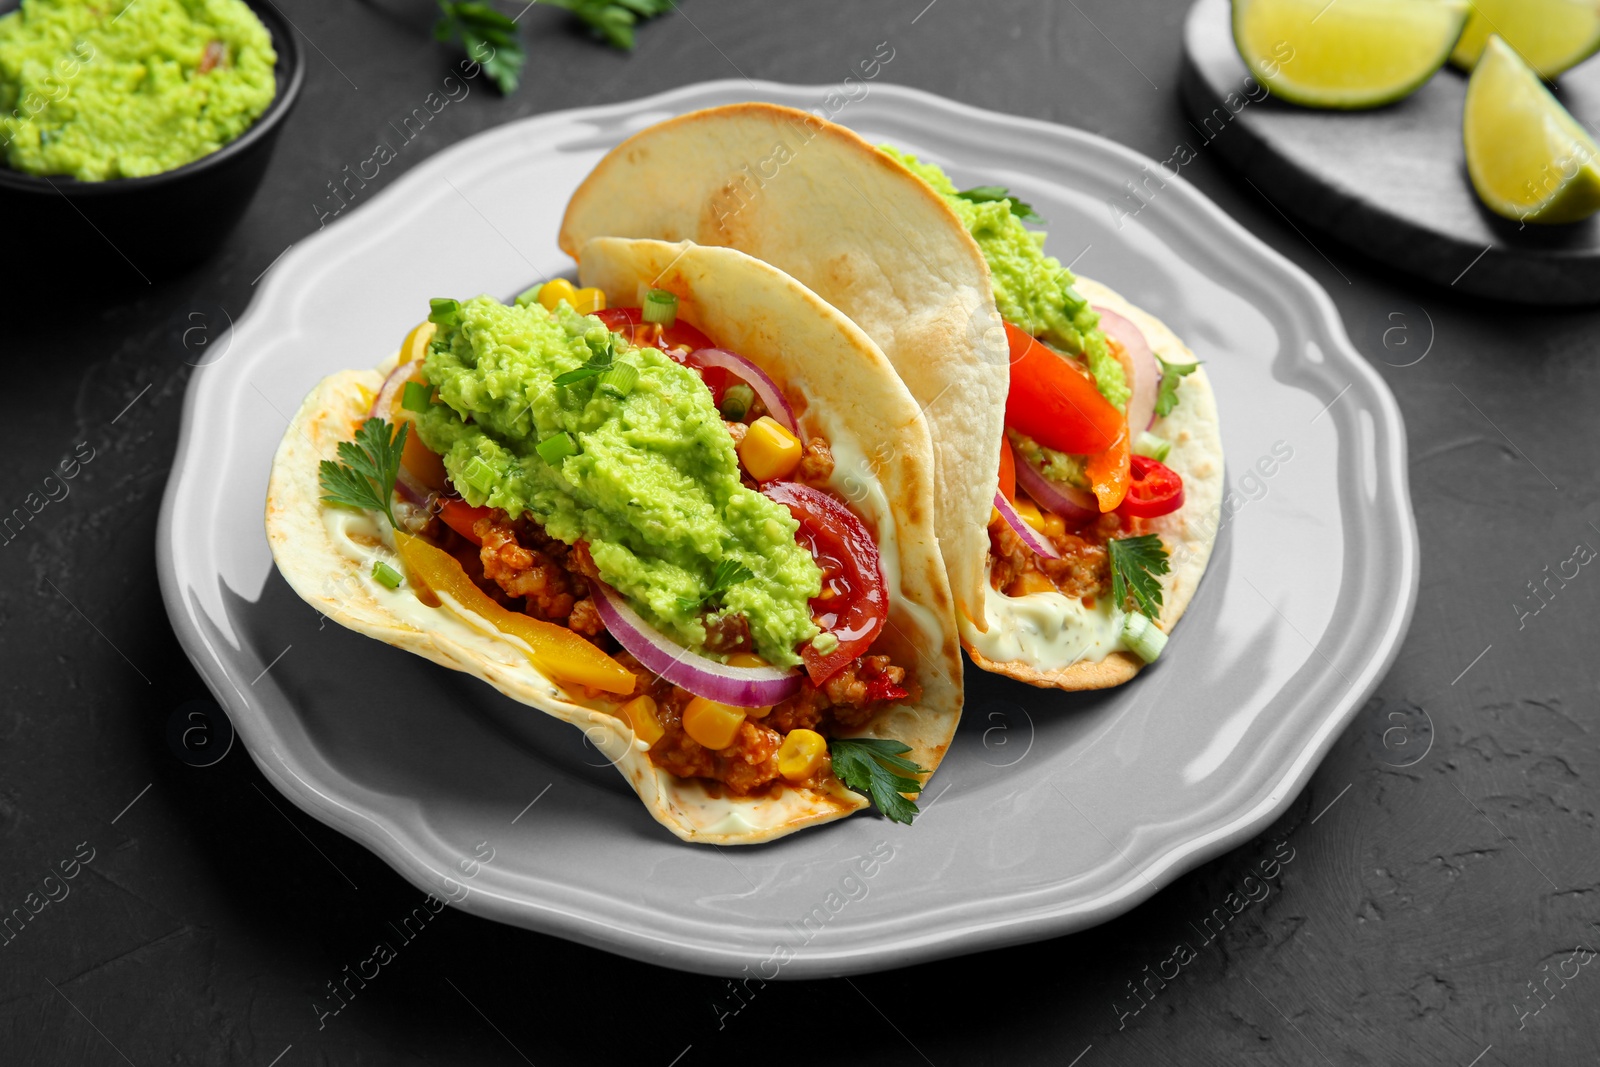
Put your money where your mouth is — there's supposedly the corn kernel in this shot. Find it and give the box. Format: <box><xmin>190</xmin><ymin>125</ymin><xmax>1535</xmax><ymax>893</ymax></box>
<box><xmin>537</xmin><ymin>278</ymin><xmax>578</xmax><ymax>312</ymax></box>
<box><xmin>617</xmin><ymin>694</ymin><xmax>663</xmax><ymax>747</ymax></box>
<box><xmin>1042</xmin><ymin>511</ymin><xmax>1066</xmax><ymax>540</ymax></box>
<box><xmin>737</xmin><ymin>416</ymin><xmax>803</xmax><ymax>482</ymax></box>
<box><xmin>1012</xmin><ymin>497</ymin><xmax>1045</xmax><ymax>532</ymax></box>
<box><xmin>682</xmin><ymin>696</ymin><xmax>746</xmax><ymax>750</ymax></box>
<box><xmin>570</xmin><ymin>286</ymin><xmax>607</xmax><ymax>315</ymax></box>
<box><xmin>776</xmin><ymin>729</ymin><xmax>827</xmax><ymax>782</ymax></box>
<box><xmin>1006</xmin><ymin>570</ymin><xmax>1057</xmax><ymax>597</ymax></box>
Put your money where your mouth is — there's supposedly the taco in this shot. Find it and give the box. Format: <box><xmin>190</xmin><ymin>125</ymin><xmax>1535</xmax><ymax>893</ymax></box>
<box><xmin>560</xmin><ymin>104</ymin><xmax>1223</xmax><ymax>690</ymax></box>
<box><xmin>265</xmin><ymin>237</ymin><xmax>962</xmax><ymax>844</ymax></box>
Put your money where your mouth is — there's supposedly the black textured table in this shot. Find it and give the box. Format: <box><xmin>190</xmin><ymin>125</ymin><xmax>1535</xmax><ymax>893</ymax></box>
<box><xmin>6</xmin><ymin>1</ymin><xmax>1596</xmax><ymax>1063</ymax></box>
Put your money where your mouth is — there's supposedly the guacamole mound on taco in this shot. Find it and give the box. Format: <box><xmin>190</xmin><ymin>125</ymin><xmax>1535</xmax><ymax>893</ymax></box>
<box><xmin>266</xmin><ymin>238</ymin><xmax>962</xmax><ymax>843</ymax></box>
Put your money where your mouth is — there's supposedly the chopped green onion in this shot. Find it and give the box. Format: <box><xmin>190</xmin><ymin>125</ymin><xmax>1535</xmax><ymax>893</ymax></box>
<box><xmin>428</xmin><ymin>297</ymin><xmax>460</xmax><ymax>327</ymax></box>
<box><xmin>462</xmin><ymin>455</ymin><xmax>496</xmax><ymax>494</ymax></box>
<box><xmin>536</xmin><ymin>431</ymin><xmax>578</xmax><ymax>465</ymax></box>
<box><xmin>1122</xmin><ymin>611</ymin><xmax>1168</xmax><ymax>663</ymax></box>
<box><xmin>596</xmin><ymin>363</ymin><xmax>638</xmax><ymax>398</ymax></box>
<box><xmin>720</xmin><ymin>383</ymin><xmax>755</xmax><ymax>421</ymax></box>
<box><xmin>641</xmin><ymin>288</ymin><xmax>678</xmax><ymax>327</ymax></box>
<box><xmin>1134</xmin><ymin>430</ymin><xmax>1171</xmax><ymax>463</ymax></box>
<box><xmin>514</xmin><ymin>284</ymin><xmax>542</xmax><ymax>308</ymax></box>
<box><xmin>400</xmin><ymin>380</ymin><xmax>432</xmax><ymax>413</ymax></box>
<box><xmin>371</xmin><ymin>560</ymin><xmax>404</xmax><ymax>589</ymax></box>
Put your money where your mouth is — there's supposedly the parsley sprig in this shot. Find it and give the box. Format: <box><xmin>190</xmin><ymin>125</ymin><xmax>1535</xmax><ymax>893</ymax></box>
<box><xmin>318</xmin><ymin>418</ymin><xmax>407</xmax><ymax>531</ymax></box>
<box><xmin>552</xmin><ymin>335</ymin><xmax>616</xmax><ymax>386</ymax></box>
<box><xmin>956</xmin><ymin>185</ymin><xmax>1046</xmax><ymax>226</ymax></box>
<box><xmin>1108</xmin><ymin>534</ymin><xmax>1170</xmax><ymax>618</ymax></box>
<box><xmin>829</xmin><ymin>738</ymin><xmax>928</xmax><ymax>825</ymax></box>
<box><xmin>435</xmin><ymin>2</ymin><xmax>526</xmax><ymax>94</ymax></box>
<box><xmin>1154</xmin><ymin>355</ymin><xmax>1200</xmax><ymax>419</ymax></box>
<box><xmin>678</xmin><ymin>558</ymin><xmax>753</xmax><ymax>613</ymax></box>
<box><xmin>544</xmin><ymin>0</ymin><xmax>675</xmax><ymax>51</ymax></box>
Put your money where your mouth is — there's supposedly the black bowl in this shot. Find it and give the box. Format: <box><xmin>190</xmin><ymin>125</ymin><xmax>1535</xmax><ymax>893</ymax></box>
<box><xmin>0</xmin><ymin>0</ymin><xmax>304</xmax><ymax>281</ymax></box>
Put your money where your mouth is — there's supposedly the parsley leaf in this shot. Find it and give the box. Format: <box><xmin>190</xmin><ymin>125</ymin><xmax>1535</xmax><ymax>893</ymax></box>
<box><xmin>828</xmin><ymin>738</ymin><xmax>928</xmax><ymax>825</ymax></box>
<box><xmin>319</xmin><ymin>418</ymin><xmax>407</xmax><ymax>531</ymax></box>
<box><xmin>1108</xmin><ymin>534</ymin><xmax>1170</xmax><ymax>618</ymax></box>
<box><xmin>552</xmin><ymin>338</ymin><xmax>616</xmax><ymax>386</ymax></box>
<box><xmin>677</xmin><ymin>558</ymin><xmax>754</xmax><ymax>613</ymax></box>
<box><xmin>1153</xmin><ymin>356</ymin><xmax>1200</xmax><ymax>419</ymax></box>
<box><xmin>956</xmin><ymin>184</ymin><xmax>1046</xmax><ymax>226</ymax></box>
<box><xmin>435</xmin><ymin>1</ymin><xmax>526</xmax><ymax>94</ymax></box>
<box><xmin>542</xmin><ymin>0</ymin><xmax>675</xmax><ymax>51</ymax></box>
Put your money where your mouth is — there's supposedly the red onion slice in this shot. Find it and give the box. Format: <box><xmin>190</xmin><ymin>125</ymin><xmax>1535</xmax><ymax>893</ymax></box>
<box><xmin>393</xmin><ymin>466</ymin><xmax>431</xmax><ymax>507</ymax></box>
<box><xmin>1095</xmin><ymin>305</ymin><xmax>1160</xmax><ymax>431</ymax></box>
<box><xmin>1014</xmin><ymin>454</ymin><xmax>1101</xmax><ymax>524</ymax></box>
<box><xmin>370</xmin><ymin>362</ymin><xmax>412</xmax><ymax>420</ymax></box>
<box><xmin>590</xmin><ymin>580</ymin><xmax>801</xmax><ymax>708</ymax></box>
<box><xmin>689</xmin><ymin>347</ymin><xmax>798</xmax><ymax>435</ymax></box>
<box><xmin>993</xmin><ymin>491</ymin><xmax>1060</xmax><ymax>559</ymax></box>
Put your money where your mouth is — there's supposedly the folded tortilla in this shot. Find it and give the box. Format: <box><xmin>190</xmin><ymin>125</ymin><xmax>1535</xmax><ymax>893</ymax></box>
<box><xmin>560</xmin><ymin>104</ymin><xmax>1223</xmax><ymax>691</ymax></box>
<box><xmin>964</xmin><ymin>278</ymin><xmax>1223</xmax><ymax>690</ymax></box>
<box><xmin>560</xmin><ymin>103</ymin><xmax>1009</xmax><ymax>638</ymax></box>
<box><xmin>265</xmin><ymin>238</ymin><xmax>962</xmax><ymax>843</ymax></box>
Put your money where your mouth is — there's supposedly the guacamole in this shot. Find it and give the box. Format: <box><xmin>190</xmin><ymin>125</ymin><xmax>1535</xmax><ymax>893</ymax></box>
<box><xmin>881</xmin><ymin>147</ymin><xmax>1131</xmax><ymax>413</ymax></box>
<box><xmin>418</xmin><ymin>297</ymin><xmax>823</xmax><ymax>667</ymax></box>
<box><xmin>1008</xmin><ymin>430</ymin><xmax>1089</xmax><ymax>490</ymax></box>
<box><xmin>0</xmin><ymin>0</ymin><xmax>277</xmax><ymax>181</ymax></box>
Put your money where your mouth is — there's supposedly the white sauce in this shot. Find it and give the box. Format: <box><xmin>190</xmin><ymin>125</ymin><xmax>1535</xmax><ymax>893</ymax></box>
<box><xmin>320</xmin><ymin>506</ymin><xmax>531</xmax><ymax>672</ymax></box>
<box><xmin>961</xmin><ymin>579</ymin><xmax>1126</xmax><ymax>667</ymax></box>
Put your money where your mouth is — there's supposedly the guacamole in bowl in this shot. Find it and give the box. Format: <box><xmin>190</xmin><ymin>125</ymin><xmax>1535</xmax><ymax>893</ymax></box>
<box><xmin>0</xmin><ymin>0</ymin><xmax>300</xmax><ymax>279</ymax></box>
<box><xmin>0</xmin><ymin>0</ymin><xmax>278</xmax><ymax>181</ymax></box>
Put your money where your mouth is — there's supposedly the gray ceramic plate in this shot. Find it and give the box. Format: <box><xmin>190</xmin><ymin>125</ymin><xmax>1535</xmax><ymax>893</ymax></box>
<box><xmin>157</xmin><ymin>80</ymin><xmax>1418</xmax><ymax>978</ymax></box>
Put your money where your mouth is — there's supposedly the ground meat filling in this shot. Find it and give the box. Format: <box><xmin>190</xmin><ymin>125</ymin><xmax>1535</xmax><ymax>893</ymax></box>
<box><xmin>617</xmin><ymin>651</ymin><xmax>916</xmax><ymax>796</ymax></box>
<box><xmin>458</xmin><ymin>505</ymin><xmax>912</xmax><ymax>796</ymax></box>
<box><xmin>702</xmin><ymin>611</ymin><xmax>753</xmax><ymax>654</ymax></box>
<box><xmin>988</xmin><ymin>509</ymin><xmax>1120</xmax><ymax>602</ymax></box>
<box><xmin>797</xmin><ymin>437</ymin><xmax>834</xmax><ymax>484</ymax></box>
<box><xmin>474</xmin><ymin>511</ymin><xmax>594</xmax><ymax>625</ymax></box>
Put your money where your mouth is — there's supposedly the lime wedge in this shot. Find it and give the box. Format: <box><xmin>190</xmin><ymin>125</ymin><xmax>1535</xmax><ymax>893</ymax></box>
<box><xmin>1465</xmin><ymin>35</ymin><xmax>1600</xmax><ymax>223</ymax></box>
<box><xmin>1451</xmin><ymin>0</ymin><xmax>1600</xmax><ymax>77</ymax></box>
<box><xmin>1233</xmin><ymin>0</ymin><xmax>1471</xmax><ymax>109</ymax></box>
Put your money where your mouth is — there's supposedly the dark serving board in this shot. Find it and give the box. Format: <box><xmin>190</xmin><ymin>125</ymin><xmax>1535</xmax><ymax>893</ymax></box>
<box><xmin>1180</xmin><ymin>0</ymin><xmax>1600</xmax><ymax>304</ymax></box>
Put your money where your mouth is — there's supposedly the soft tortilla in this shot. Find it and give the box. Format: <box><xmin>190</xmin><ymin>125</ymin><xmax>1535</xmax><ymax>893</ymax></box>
<box><xmin>559</xmin><ymin>106</ymin><xmax>1223</xmax><ymax>692</ymax></box>
<box><xmin>967</xmin><ymin>277</ymin><xmax>1224</xmax><ymax>689</ymax></box>
<box><xmin>560</xmin><ymin>102</ymin><xmax>1008</xmax><ymax>636</ymax></box>
<box><xmin>265</xmin><ymin>239</ymin><xmax>961</xmax><ymax>844</ymax></box>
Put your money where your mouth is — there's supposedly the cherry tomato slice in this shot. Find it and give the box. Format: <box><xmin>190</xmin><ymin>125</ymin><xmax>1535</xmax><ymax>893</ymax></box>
<box><xmin>762</xmin><ymin>481</ymin><xmax>888</xmax><ymax>686</ymax></box>
<box><xmin>439</xmin><ymin>498</ymin><xmax>491</xmax><ymax>545</ymax></box>
<box><xmin>1003</xmin><ymin>322</ymin><xmax>1125</xmax><ymax>456</ymax></box>
<box><xmin>593</xmin><ymin>307</ymin><xmax>726</xmax><ymax>401</ymax></box>
<box><xmin>1116</xmin><ymin>455</ymin><xmax>1185</xmax><ymax>519</ymax></box>
<box><xmin>592</xmin><ymin>307</ymin><xmax>714</xmax><ymax>356</ymax></box>
<box><xmin>997</xmin><ymin>436</ymin><xmax>1016</xmax><ymax>504</ymax></box>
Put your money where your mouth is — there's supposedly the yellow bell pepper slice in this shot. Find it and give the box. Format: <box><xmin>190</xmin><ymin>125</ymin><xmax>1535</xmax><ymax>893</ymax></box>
<box><xmin>1086</xmin><ymin>424</ymin><xmax>1131</xmax><ymax>513</ymax></box>
<box><xmin>392</xmin><ymin>530</ymin><xmax>635</xmax><ymax>695</ymax></box>
<box><xmin>399</xmin><ymin>320</ymin><xmax>436</xmax><ymax>365</ymax></box>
